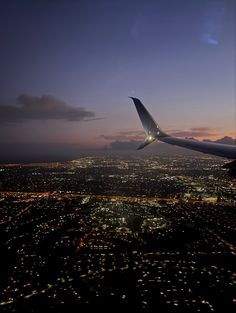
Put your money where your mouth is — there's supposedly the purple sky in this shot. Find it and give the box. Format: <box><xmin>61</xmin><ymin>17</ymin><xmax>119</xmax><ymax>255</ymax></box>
<box><xmin>0</xmin><ymin>0</ymin><xmax>235</xmax><ymax>156</ymax></box>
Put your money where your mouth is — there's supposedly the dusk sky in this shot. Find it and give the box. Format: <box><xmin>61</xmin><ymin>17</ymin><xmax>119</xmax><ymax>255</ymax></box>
<box><xmin>0</xmin><ymin>0</ymin><xmax>235</xmax><ymax>158</ymax></box>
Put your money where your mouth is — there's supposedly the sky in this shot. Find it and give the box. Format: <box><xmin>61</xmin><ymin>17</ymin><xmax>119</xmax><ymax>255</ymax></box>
<box><xmin>0</xmin><ymin>0</ymin><xmax>235</xmax><ymax>160</ymax></box>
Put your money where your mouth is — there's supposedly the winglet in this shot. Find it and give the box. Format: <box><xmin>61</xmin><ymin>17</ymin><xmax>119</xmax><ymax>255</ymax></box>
<box><xmin>130</xmin><ymin>97</ymin><xmax>167</xmax><ymax>150</ymax></box>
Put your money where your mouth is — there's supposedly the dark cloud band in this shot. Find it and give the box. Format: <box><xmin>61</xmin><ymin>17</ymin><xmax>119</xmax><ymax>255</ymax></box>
<box><xmin>0</xmin><ymin>94</ymin><xmax>95</xmax><ymax>123</ymax></box>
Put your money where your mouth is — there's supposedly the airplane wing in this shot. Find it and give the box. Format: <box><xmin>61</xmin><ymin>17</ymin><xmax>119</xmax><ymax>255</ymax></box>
<box><xmin>131</xmin><ymin>97</ymin><xmax>236</xmax><ymax>160</ymax></box>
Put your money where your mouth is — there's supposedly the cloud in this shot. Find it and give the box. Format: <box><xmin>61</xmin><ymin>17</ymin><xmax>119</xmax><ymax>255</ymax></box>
<box><xmin>101</xmin><ymin>127</ymin><xmax>217</xmax><ymax>143</ymax></box>
<box><xmin>0</xmin><ymin>94</ymin><xmax>95</xmax><ymax>123</ymax></box>
<box><xmin>109</xmin><ymin>140</ymin><xmax>142</xmax><ymax>151</ymax></box>
<box><xmin>190</xmin><ymin>127</ymin><xmax>213</xmax><ymax>132</ymax></box>
<box><xmin>100</xmin><ymin>130</ymin><xmax>144</xmax><ymax>142</ymax></box>
<box><xmin>169</xmin><ymin>127</ymin><xmax>217</xmax><ymax>138</ymax></box>
<box><xmin>204</xmin><ymin>136</ymin><xmax>236</xmax><ymax>145</ymax></box>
